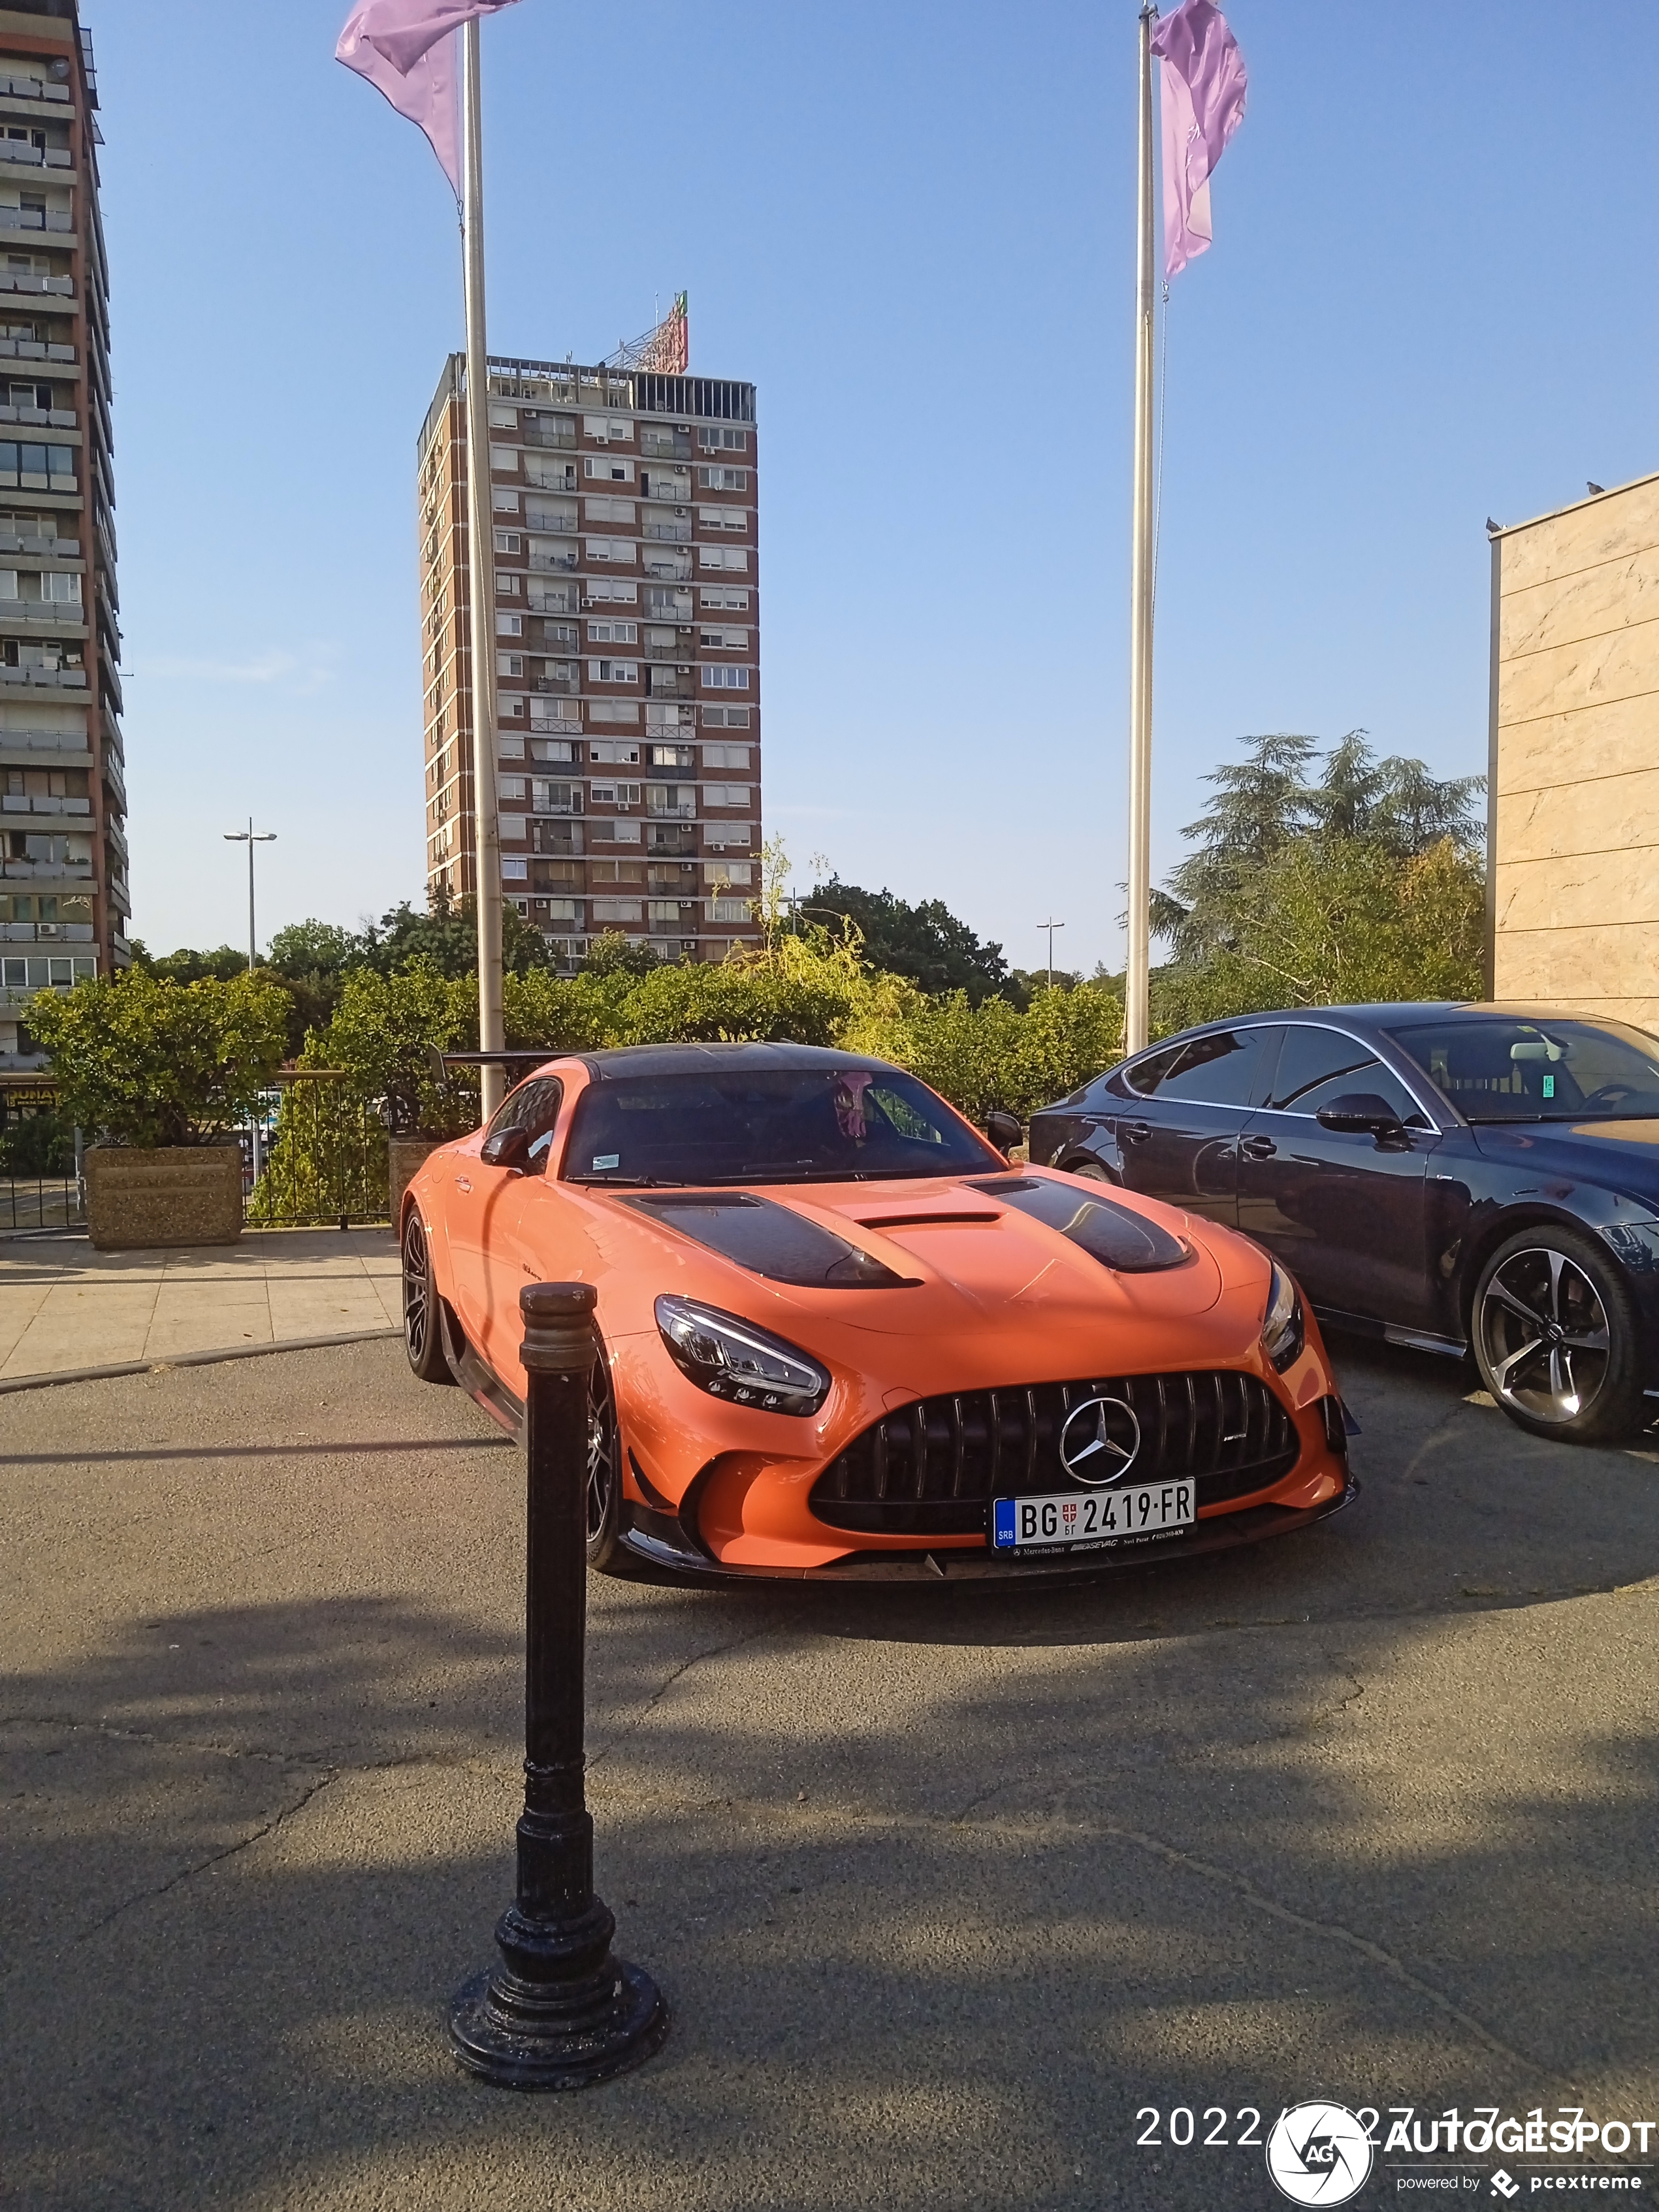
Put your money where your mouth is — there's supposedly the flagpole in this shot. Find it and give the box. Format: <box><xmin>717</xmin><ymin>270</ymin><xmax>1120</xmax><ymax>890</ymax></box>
<box><xmin>461</xmin><ymin>15</ymin><xmax>506</xmax><ymax>1121</ymax></box>
<box><xmin>1125</xmin><ymin>2</ymin><xmax>1157</xmax><ymax>1055</ymax></box>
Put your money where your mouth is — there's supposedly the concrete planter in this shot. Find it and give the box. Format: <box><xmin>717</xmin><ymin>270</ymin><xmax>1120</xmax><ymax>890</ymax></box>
<box><xmin>389</xmin><ymin>1136</ymin><xmax>446</xmax><ymax>1226</ymax></box>
<box><xmin>84</xmin><ymin>1144</ymin><xmax>243</xmax><ymax>1253</ymax></box>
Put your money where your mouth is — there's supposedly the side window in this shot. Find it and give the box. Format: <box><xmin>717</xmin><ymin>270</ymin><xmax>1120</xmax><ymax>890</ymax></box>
<box><xmin>1119</xmin><ymin>1044</ymin><xmax>1184</xmax><ymax>1098</ymax></box>
<box><xmin>1298</xmin><ymin>1060</ymin><xmax>1426</xmax><ymax>1128</ymax></box>
<box><xmin>1155</xmin><ymin>1029</ymin><xmax>1267</xmax><ymax>1108</ymax></box>
<box><xmin>1265</xmin><ymin>1025</ymin><xmax>1376</xmax><ymax>1112</ymax></box>
<box><xmin>485</xmin><ymin>1076</ymin><xmax>564</xmax><ymax>1176</ymax></box>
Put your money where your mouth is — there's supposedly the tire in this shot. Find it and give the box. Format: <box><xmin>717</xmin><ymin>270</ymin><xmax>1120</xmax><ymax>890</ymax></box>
<box><xmin>586</xmin><ymin>1343</ymin><xmax>625</xmax><ymax>1572</ymax></box>
<box><xmin>1472</xmin><ymin>1225</ymin><xmax>1645</xmax><ymax>1443</ymax></box>
<box><xmin>402</xmin><ymin>1210</ymin><xmax>455</xmax><ymax>1385</ymax></box>
<box><xmin>1067</xmin><ymin>1159</ymin><xmax>1113</xmax><ymax>1183</ymax></box>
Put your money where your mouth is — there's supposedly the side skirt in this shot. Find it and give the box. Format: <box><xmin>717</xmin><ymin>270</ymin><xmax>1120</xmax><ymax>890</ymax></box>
<box><xmin>441</xmin><ymin>1306</ymin><xmax>525</xmax><ymax>1439</ymax></box>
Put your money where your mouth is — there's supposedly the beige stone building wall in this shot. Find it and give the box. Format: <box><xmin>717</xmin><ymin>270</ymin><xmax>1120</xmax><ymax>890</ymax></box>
<box><xmin>1490</xmin><ymin>473</ymin><xmax>1659</xmax><ymax>1032</ymax></box>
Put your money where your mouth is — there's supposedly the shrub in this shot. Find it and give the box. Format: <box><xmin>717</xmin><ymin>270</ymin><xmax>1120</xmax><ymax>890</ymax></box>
<box><xmin>25</xmin><ymin>968</ymin><xmax>290</xmax><ymax>1147</ymax></box>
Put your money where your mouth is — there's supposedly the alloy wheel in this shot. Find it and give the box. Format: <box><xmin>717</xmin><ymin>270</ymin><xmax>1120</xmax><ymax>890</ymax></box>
<box><xmin>588</xmin><ymin>1353</ymin><xmax>620</xmax><ymax>1548</ymax></box>
<box><xmin>1477</xmin><ymin>1245</ymin><xmax>1613</xmax><ymax>1424</ymax></box>
<box><xmin>403</xmin><ymin>1212</ymin><xmax>431</xmax><ymax>1364</ymax></box>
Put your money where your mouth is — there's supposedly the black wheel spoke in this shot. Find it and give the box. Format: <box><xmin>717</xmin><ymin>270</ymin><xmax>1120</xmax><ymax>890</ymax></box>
<box><xmin>1482</xmin><ymin>1246</ymin><xmax>1611</xmax><ymax>1425</ymax></box>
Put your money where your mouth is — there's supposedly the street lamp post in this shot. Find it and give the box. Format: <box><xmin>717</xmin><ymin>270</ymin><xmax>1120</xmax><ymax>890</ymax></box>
<box><xmin>1037</xmin><ymin>918</ymin><xmax>1065</xmax><ymax>991</ymax></box>
<box><xmin>224</xmin><ymin>818</ymin><xmax>276</xmax><ymax>1181</ymax></box>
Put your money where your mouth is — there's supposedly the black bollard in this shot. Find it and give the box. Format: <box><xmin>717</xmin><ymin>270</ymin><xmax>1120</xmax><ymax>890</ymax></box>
<box><xmin>448</xmin><ymin>1280</ymin><xmax>668</xmax><ymax>2089</ymax></box>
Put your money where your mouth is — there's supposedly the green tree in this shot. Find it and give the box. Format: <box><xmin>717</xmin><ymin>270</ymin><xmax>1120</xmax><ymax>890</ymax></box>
<box><xmin>266</xmin><ymin>920</ymin><xmax>361</xmax><ymax>977</ymax></box>
<box><xmin>27</xmin><ymin>969</ymin><xmax>291</xmax><ymax>1147</ymax></box>
<box><xmin>129</xmin><ymin>941</ymin><xmax>253</xmax><ymax>985</ymax></box>
<box><xmin>298</xmin><ymin>958</ymin><xmax>479</xmax><ymax>1135</ymax></box>
<box><xmin>359</xmin><ymin>887</ymin><xmax>551</xmax><ymax>979</ymax></box>
<box><xmin>804</xmin><ymin>876</ymin><xmax>1017</xmax><ymax>1006</ymax></box>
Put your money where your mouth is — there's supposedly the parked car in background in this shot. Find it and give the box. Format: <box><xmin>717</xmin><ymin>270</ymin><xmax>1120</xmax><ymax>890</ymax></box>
<box><xmin>1028</xmin><ymin>1004</ymin><xmax>1659</xmax><ymax>1444</ymax></box>
<box><xmin>400</xmin><ymin>1042</ymin><xmax>1353</xmax><ymax>1582</ymax></box>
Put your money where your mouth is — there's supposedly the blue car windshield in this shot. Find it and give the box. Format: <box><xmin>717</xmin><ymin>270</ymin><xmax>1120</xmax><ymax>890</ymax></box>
<box><xmin>564</xmin><ymin>1068</ymin><xmax>1003</xmax><ymax>1185</ymax></box>
<box><xmin>1385</xmin><ymin>1017</ymin><xmax>1659</xmax><ymax>1123</ymax></box>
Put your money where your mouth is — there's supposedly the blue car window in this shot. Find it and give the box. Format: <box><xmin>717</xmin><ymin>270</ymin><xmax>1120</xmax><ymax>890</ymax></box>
<box><xmin>1153</xmin><ymin>1029</ymin><xmax>1266</xmax><ymax>1108</ymax></box>
<box><xmin>1387</xmin><ymin>1018</ymin><xmax>1659</xmax><ymax>1123</ymax></box>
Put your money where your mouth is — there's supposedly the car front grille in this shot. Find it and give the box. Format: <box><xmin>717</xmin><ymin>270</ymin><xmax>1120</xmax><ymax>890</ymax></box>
<box><xmin>809</xmin><ymin>1370</ymin><xmax>1300</xmax><ymax>1536</ymax></box>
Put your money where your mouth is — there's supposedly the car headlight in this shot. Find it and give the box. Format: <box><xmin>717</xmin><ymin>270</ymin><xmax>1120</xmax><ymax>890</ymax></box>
<box><xmin>1261</xmin><ymin>1262</ymin><xmax>1305</xmax><ymax>1372</ymax></box>
<box><xmin>654</xmin><ymin>1295</ymin><xmax>831</xmax><ymax>1417</ymax></box>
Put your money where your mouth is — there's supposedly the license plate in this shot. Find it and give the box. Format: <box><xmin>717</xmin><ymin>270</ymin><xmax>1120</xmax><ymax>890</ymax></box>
<box><xmin>992</xmin><ymin>1481</ymin><xmax>1195</xmax><ymax>1553</ymax></box>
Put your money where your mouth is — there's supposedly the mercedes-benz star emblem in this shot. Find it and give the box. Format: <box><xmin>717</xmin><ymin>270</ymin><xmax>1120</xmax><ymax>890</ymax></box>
<box><xmin>1058</xmin><ymin>1396</ymin><xmax>1141</xmax><ymax>1485</ymax></box>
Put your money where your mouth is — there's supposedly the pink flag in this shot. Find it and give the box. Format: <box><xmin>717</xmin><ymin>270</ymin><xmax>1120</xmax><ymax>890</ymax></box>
<box><xmin>1150</xmin><ymin>0</ymin><xmax>1248</xmax><ymax>280</ymax></box>
<box><xmin>335</xmin><ymin>0</ymin><xmax>524</xmax><ymax>197</ymax></box>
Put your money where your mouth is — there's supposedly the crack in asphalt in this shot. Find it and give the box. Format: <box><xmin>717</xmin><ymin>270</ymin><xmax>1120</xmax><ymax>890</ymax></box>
<box><xmin>587</xmin><ymin>1618</ymin><xmax>787</xmax><ymax>1768</ymax></box>
<box><xmin>78</xmin><ymin>1768</ymin><xmax>340</xmax><ymax>1939</ymax></box>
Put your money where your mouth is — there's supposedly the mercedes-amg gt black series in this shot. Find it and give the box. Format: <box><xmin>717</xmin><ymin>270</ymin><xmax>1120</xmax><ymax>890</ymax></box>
<box><xmin>1028</xmin><ymin>1004</ymin><xmax>1659</xmax><ymax>1444</ymax></box>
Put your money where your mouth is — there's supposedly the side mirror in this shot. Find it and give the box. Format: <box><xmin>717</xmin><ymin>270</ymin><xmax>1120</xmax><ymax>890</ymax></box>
<box><xmin>984</xmin><ymin>1110</ymin><xmax>1023</xmax><ymax>1156</ymax></box>
<box><xmin>1316</xmin><ymin>1092</ymin><xmax>1407</xmax><ymax>1138</ymax></box>
<box><xmin>480</xmin><ymin>1122</ymin><xmax>532</xmax><ymax>1172</ymax></box>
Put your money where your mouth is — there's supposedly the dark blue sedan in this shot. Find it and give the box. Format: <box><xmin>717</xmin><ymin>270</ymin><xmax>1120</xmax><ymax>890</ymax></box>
<box><xmin>1027</xmin><ymin>1004</ymin><xmax>1659</xmax><ymax>1444</ymax></box>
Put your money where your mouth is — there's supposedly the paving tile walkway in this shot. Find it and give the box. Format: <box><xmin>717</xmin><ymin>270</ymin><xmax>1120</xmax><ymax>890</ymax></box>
<box><xmin>0</xmin><ymin>1226</ymin><xmax>400</xmax><ymax>1384</ymax></box>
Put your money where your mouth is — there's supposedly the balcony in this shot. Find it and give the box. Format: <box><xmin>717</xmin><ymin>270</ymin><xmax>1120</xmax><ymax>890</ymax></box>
<box><xmin>641</xmin><ymin>551</ymin><xmax>692</xmax><ymax>581</ymax></box>
<box><xmin>642</xmin><ymin>519</ymin><xmax>692</xmax><ymax>543</ymax></box>
<box><xmin>0</xmin><ymin>143</ymin><xmax>72</xmax><ymax>172</ymax></box>
<box><xmin>526</xmin><ymin>590</ymin><xmax>573</xmax><ymax>615</ymax></box>
<box><xmin>640</xmin><ymin>430</ymin><xmax>691</xmax><ymax>460</ymax></box>
<box><xmin>0</xmin><ymin>663</ymin><xmax>84</xmax><ymax>688</ymax></box>
<box><xmin>0</xmin><ymin>728</ymin><xmax>89</xmax><ymax>758</ymax></box>
<box><xmin>0</xmin><ymin>338</ymin><xmax>73</xmax><ymax>364</ymax></box>
<box><xmin>1</xmin><ymin>794</ymin><xmax>89</xmax><ymax>814</ymax></box>
<box><xmin>530</xmin><ymin>822</ymin><xmax>582</xmax><ymax>856</ymax></box>
<box><xmin>645</xmin><ymin>797</ymin><xmax>696</xmax><ymax>821</ymax></box>
<box><xmin>0</xmin><ymin>272</ymin><xmax>71</xmax><ymax>298</ymax></box>
<box><xmin>0</xmin><ymin>532</ymin><xmax>77</xmax><ymax>555</ymax></box>
<box><xmin>522</xmin><ymin>423</ymin><xmax>577</xmax><ymax>450</ymax></box>
<box><xmin>645</xmin><ymin>633</ymin><xmax>692</xmax><ymax>659</ymax></box>
<box><xmin>533</xmin><ymin>673</ymin><xmax>578</xmax><ymax>696</ymax></box>
<box><xmin>0</xmin><ymin>207</ymin><xmax>72</xmax><ymax>235</ymax></box>
<box><xmin>0</xmin><ymin>600</ymin><xmax>84</xmax><ymax>630</ymax></box>
<box><xmin>529</xmin><ymin>547</ymin><xmax>579</xmax><ymax>573</ymax></box>
<box><xmin>0</xmin><ymin>404</ymin><xmax>76</xmax><ymax>428</ymax></box>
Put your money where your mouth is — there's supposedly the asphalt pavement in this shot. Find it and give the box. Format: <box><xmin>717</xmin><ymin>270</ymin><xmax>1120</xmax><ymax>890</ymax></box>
<box><xmin>3</xmin><ymin>1329</ymin><xmax>1658</xmax><ymax>2211</ymax></box>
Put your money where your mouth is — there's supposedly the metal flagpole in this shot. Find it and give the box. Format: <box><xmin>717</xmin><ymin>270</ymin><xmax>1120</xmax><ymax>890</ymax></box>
<box><xmin>460</xmin><ymin>16</ymin><xmax>506</xmax><ymax>1123</ymax></box>
<box><xmin>225</xmin><ymin>816</ymin><xmax>275</xmax><ymax>1179</ymax></box>
<box><xmin>1125</xmin><ymin>3</ymin><xmax>1157</xmax><ymax>1055</ymax></box>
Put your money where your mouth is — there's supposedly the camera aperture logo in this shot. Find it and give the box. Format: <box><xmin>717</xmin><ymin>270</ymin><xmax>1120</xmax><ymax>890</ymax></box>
<box><xmin>1266</xmin><ymin>2103</ymin><xmax>1376</xmax><ymax>2205</ymax></box>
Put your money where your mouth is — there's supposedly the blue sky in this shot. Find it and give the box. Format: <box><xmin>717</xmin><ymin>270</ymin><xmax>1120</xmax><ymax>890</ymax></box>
<box><xmin>101</xmin><ymin>1</ymin><xmax>1659</xmax><ymax>972</ymax></box>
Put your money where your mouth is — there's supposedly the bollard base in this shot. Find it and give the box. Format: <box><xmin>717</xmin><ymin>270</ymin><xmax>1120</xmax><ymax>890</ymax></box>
<box><xmin>447</xmin><ymin>1957</ymin><xmax>668</xmax><ymax>2091</ymax></box>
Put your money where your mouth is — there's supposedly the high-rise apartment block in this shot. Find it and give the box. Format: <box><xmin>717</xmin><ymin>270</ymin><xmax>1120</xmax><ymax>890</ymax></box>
<box><xmin>417</xmin><ymin>351</ymin><xmax>762</xmax><ymax>966</ymax></box>
<box><xmin>0</xmin><ymin>1</ymin><xmax>122</xmax><ymax>1066</ymax></box>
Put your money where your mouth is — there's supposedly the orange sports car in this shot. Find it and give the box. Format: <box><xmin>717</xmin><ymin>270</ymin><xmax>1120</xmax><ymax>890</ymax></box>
<box><xmin>400</xmin><ymin>1042</ymin><xmax>1355</xmax><ymax>1582</ymax></box>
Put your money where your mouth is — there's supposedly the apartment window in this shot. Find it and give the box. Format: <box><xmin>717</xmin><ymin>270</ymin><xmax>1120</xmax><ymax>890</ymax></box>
<box><xmin>697</xmin><ymin>467</ymin><xmax>749</xmax><ymax>492</ymax></box>
<box><xmin>698</xmin><ymin>506</ymin><xmax>747</xmax><ymax>532</ymax></box>
<box><xmin>588</xmin><ymin>699</ymin><xmax>639</xmax><ymax>724</ymax></box>
<box><xmin>703</xmin><ymin>783</ymin><xmax>752</xmax><ymax>809</ymax></box>
<box><xmin>531</xmin><ymin>778</ymin><xmax>579</xmax><ymax>814</ymax></box>
<box><xmin>585</xmin><ymin>537</ymin><xmax>637</xmax><ymax>565</ymax></box>
<box><xmin>502</xmin><ymin>858</ymin><xmax>528</xmax><ymax>882</ymax></box>
<box><xmin>705</xmin><ymin>860</ymin><xmax>752</xmax><ymax>886</ymax></box>
<box><xmin>493</xmin><ymin>489</ymin><xmax>521</xmax><ymax>513</ymax></box>
<box><xmin>587</xmin><ymin>620</ymin><xmax>637</xmax><ymax>645</ymax></box>
<box><xmin>496</xmin><ymin>613</ymin><xmax>523</xmax><ymax>638</ymax></box>
<box><xmin>496</xmin><ymin>569</ymin><xmax>521</xmax><ymax>596</ymax></box>
<box><xmin>583</xmin><ymin>456</ymin><xmax>635</xmax><ymax>484</ymax></box>
<box><xmin>545</xmin><ymin>622</ymin><xmax>579</xmax><ymax>647</ymax></box>
<box><xmin>649</xmin><ymin>901</ymin><xmax>685</xmax><ymax>923</ymax></box>
<box><xmin>650</xmin><ymin>744</ymin><xmax>695</xmax><ymax>769</ymax></box>
<box><xmin>489</xmin><ymin>404</ymin><xmax>517</xmax><ymax>429</ymax></box>
<box><xmin>585</xmin><ymin>577</ymin><xmax>638</xmax><ymax>605</ymax></box>
<box><xmin>590</xmin><ymin>781</ymin><xmax>642</xmax><ymax>809</ymax></box>
<box><xmin>583</xmin><ymin>416</ymin><xmax>634</xmax><ymax>443</ymax></box>
<box><xmin>698</xmin><ymin>426</ymin><xmax>747</xmax><ymax>453</ymax></box>
<box><xmin>592</xmin><ymin>898</ymin><xmax>642</xmax><ymax>923</ymax></box>
<box><xmin>700</xmin><ymin>705</ymin><xmax>752</xmax><ymax>729</ymax></box>
<box><xmin>589</xmin><ymin>741</ymin><xmax>641</xmax><ymax>765</ymax></box>
<box><xmin>701</xmin><ymin>665</ymin><xmax>750</xmax><ymax>690</ymax></box>
<box><xmin>532</xmin><ymin>739</ymin><xmax>581</xmax><ymax>764</ymax></box>
<box><xmin>702</xmin><ymin>743</ymin><xmax>752</xmax><ymax>770</ymax></box>
<box><xmin>494</xmin><ymin>529</ymin><xmax>523</xmax><ymax>554</ymax></box>
<box><xmin>708</xmin><ymin>899</ymin><xmax>750</xmax><ymax>923</ymax></box>
<box><xmin>590</xmin><ymin>860</ymin><xmax>643</xmax><ymax>884</ymax></box>
<box><xmin>699</xmin><ymin>626</ymin><xmax>749</xmax><ymax>650</ymax></box>
<box><xmin>0</xmin><ymin>442</ymin><xmax>74</xmax><ymax>489</ymax></box>
<box><xmin>698</xmin><ymin>546</ymin><xmax>748</xmax><ymax>572</ymax></box>
<box><xmin>489</xmin><ymin>444</ymin><xmax>517</xmax><ymax>472</ymax></box>
<box><xmin>498</xmin><ymin>775</ymin><xmax>526</xmax><ymax>801</ymax></box>
<box><xmin>498</xmin><ymin>731</ymin><xmax>525</xmax><ymax>759</ymax></box>
<box><xmin>589</xmin><ymin>659</ymin><xmax>638</xmax><ymax>684</ymax></box>
<box><xmin>498</xmin><ymin>652</ymin><xmax>524</xmax><ymax>678</ymax></box>
<box><xmin>700</xmin><ymin>587</ymin><xmax>749</xmax><ymax>611</ymax></box>
<box><xmin>585</xmin><ymin>496</ymin><xmax>636</xmax><ymax>525</ymax></box>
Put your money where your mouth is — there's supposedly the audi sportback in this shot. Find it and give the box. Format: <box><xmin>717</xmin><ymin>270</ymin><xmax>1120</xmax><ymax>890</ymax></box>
<box><xmin>400</xmin><ymin>1042</ymin><xmax>1353</xmax><ymax>1581</ymax></box>
<box><xmin>1029</xmin><ymin>1004</ymin><xmax>1659</xmax><ymax>1444</ymax></box>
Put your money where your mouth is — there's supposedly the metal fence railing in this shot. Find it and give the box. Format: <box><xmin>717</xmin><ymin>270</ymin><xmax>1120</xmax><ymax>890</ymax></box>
<box><xmin>0</xmin><ymin>1173</ymin><xmax>82</xmax><ymax>1232</ymax></box>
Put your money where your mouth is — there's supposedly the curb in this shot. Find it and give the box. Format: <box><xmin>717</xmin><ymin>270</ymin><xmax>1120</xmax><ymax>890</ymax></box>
<box><xmin>0</xmin><ymin>1326</ymin><xmax>401</xmax><ymax>1396</ymax></box>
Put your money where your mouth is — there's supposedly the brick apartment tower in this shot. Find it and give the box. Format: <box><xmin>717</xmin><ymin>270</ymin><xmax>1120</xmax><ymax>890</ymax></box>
<box><xmin>0</xmin><ymin>1</ymin><xmax>123</xmax><ymax>1066</ymax></box>
<box><xmin>417</xmin><ymin>353</ymin><xmax>762</xmax><ymax>966</ymax></box>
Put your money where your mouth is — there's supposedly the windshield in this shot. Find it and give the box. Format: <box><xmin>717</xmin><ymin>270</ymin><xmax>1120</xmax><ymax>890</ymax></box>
<box><xmin>1384</xmin><ymin>1017</ymin><xmax>1659</xmax><ymax>1123</ymax></box>
<box><xmin>562</xmin><ymin>1067</ymin><xmax>1003</xmax><ymax>1185</ymax></box>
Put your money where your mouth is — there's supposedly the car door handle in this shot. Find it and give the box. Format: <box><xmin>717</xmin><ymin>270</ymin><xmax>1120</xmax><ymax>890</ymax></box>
<box><xmin>1238</xmin><ymin>1135</ymin><xmax>1276</xmax><ymax>1161</ymax></box>
<box><xmin>1119</xmin><ymin>1121</ymin><xmax>1152</xmax><ymax>1145</ymax></box>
